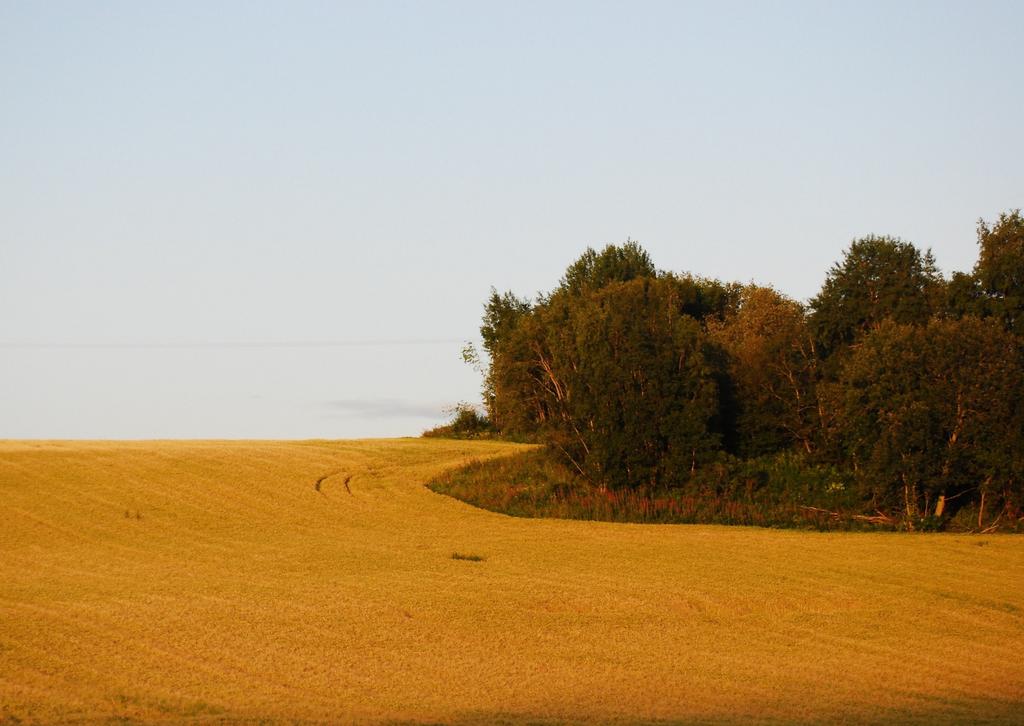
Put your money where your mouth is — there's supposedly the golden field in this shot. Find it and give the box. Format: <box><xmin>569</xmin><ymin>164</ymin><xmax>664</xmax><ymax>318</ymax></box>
<box><xmin>1</xmin><ymin>439</ymin><xmax>1022</xmax><ymax>725</ymax></box>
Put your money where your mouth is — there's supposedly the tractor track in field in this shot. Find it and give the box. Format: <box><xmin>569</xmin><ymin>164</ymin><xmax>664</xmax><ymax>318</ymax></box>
<box><xmin>314</xmin><ymin>471</ymin><xmax>352</xmax><ymax>494</ymax></box>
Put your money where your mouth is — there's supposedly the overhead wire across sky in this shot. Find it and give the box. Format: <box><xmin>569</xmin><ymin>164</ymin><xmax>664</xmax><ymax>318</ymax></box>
<box><xmin>0</xmin><ymin>339</ymin><xmax>465</xmax><ymax>350</ymax></box>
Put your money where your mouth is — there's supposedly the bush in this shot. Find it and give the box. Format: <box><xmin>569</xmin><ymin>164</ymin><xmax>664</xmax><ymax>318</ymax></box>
<box><xmin>429</xmin><ymin>449</ymin><xmax>886</xmax><ymax>531</ymax></box>
<box><xmin>422</xmin><ymin>403</ymin><xmax>496</xmax><ymax>440</ymax></box>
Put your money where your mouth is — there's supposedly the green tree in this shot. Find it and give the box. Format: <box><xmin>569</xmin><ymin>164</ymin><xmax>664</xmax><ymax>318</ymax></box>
<box><xmin>975</xmin><ymin>210</ymin><xmax>1024</xmax><ymax>336</ymax></box>
<box><xmin>481</xmin><ymin>243</ymin><xmax>729</xmax><ymax>488</ymax></box>
<box><xmin>558</xmin><ymin>240</ymin><xmax>657</xmax><ymax>295</ymax></box>
<box><xmin>809</xmin><ymin>236</ymin><xmax>943</xmax><ymax>356</ymax></box>
<box><xmin>944</xmin><ymin>270</ymin><xmax>983</xmax><ymax>319</ymax></box>
<box><xmin>481</xmin><ymin>244</ymin><xmax>739</xmax><ymax>448</ymax></box>
<box><xmin>473</xmin><ymin>289</ymin><xmax>537</xmax><ymax>435</ymax></box>
<box><xmin>529</xmin><ymin>277</ymin><xmax>720</xmax><ymax>488</ymax></box>
<box><xmin>708</xmin><ymin>286</ymin><xmax>821</xmax><ymax>457</ymax></box>
<box><xmin>836</xmin><ymin>317</ymin><xmax>1022</xmax><ymax>525</ymax></box>
<box><xmin>480</xmin><ymin>288</ymin><xmax>531</xmax><ymax>358</ymax></box>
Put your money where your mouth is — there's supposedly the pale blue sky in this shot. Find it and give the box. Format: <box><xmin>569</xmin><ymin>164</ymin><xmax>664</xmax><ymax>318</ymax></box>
<box><xmin>1</xmin><ymin>1</ymin><xmax>1022</xmax><ymax>437</ymax></box>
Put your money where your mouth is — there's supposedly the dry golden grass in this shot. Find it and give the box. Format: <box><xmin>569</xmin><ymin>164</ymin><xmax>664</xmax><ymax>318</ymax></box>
<box><xmin>1</xmin><ymin>439</ymin><xmax>1022</xmax><ymax>725</ymax></box>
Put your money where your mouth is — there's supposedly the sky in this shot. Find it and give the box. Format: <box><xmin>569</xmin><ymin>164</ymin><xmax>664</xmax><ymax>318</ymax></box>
<box><xmin>2</xmin><ymin>0</ymin><xmax>1022</xmax><ymax>438</ymax></box>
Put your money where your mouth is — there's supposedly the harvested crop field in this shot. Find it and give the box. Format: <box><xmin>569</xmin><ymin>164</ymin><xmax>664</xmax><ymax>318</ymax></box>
<box><xmin>1</xmin><ymin>439</ymin><xmax>1022</xmax><ymax>724</ymax></box>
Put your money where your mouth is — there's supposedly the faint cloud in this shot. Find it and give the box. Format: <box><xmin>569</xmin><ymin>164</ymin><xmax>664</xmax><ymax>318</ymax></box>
<box><xmin>324</xmin><ymin>398</ymin><xmax>442</xmax><ymax>419</ymax></box>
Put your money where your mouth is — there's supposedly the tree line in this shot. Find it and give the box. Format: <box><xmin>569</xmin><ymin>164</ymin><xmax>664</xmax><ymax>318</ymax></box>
<box><xmin>465</xmin><ymin>211</ymin><xmax>1024</xmax><ymax>530</ymax></box>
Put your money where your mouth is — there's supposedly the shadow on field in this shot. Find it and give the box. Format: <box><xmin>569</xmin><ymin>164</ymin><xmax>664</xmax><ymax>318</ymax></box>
<box><xmin>381</xmin><ymin>698</ymin><xmax>1024</xmax><ymax>726</ymax></box>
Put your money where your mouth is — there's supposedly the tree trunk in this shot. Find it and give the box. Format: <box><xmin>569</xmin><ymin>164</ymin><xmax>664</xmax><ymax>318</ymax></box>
<box><xmin>903</xmin><ymin>479</ymin><xmax>916</xmax><ymax>530</ymax></box>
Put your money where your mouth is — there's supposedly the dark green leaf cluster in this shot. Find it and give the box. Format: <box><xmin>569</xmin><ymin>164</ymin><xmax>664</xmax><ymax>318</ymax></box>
<box><xmin>809</xmin><ymin>236</ymin><xmax>943</xmax><ymax>357</ymax></box>
<box><xmin>974</xmin><ymin>211</ymin><xmax>1024</xmax><ymax>335</ymax></box>
<box><xmin>834</xmin><ymin>317</ymin><xmax>1023</xmax><ymax>521</ymax></box>
<box><xmin>557</xmin><ymin>239</ymin><xmax>657</xmax><ymax>296</ymax></box>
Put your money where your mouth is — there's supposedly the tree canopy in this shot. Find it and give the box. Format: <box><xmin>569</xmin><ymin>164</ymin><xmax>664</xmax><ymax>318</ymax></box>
<box><xmin>467</xmin><ymin>214</ymin><xmax>1024</xmax><ymax>529</ymax></box>
<box><xmin>975</xmin><ymin>210</ymin><xmax>1024</xmax><ymax>335</ymax></box>
<box><xmin>809</xmin><ymin>236</ymin><xmax>943</xmax><ymax>357</ymax></box>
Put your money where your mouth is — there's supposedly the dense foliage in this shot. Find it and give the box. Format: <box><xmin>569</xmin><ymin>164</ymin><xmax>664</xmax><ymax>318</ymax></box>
<box><xmin>808</xmin><ymin>236</ymin><xmax>944</xmax><ymax>357</ymax></box>
<box><xmin>443</xmin><ymin>211</ymin><xmax>1024</xmax><ymax>530</ymax></box>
